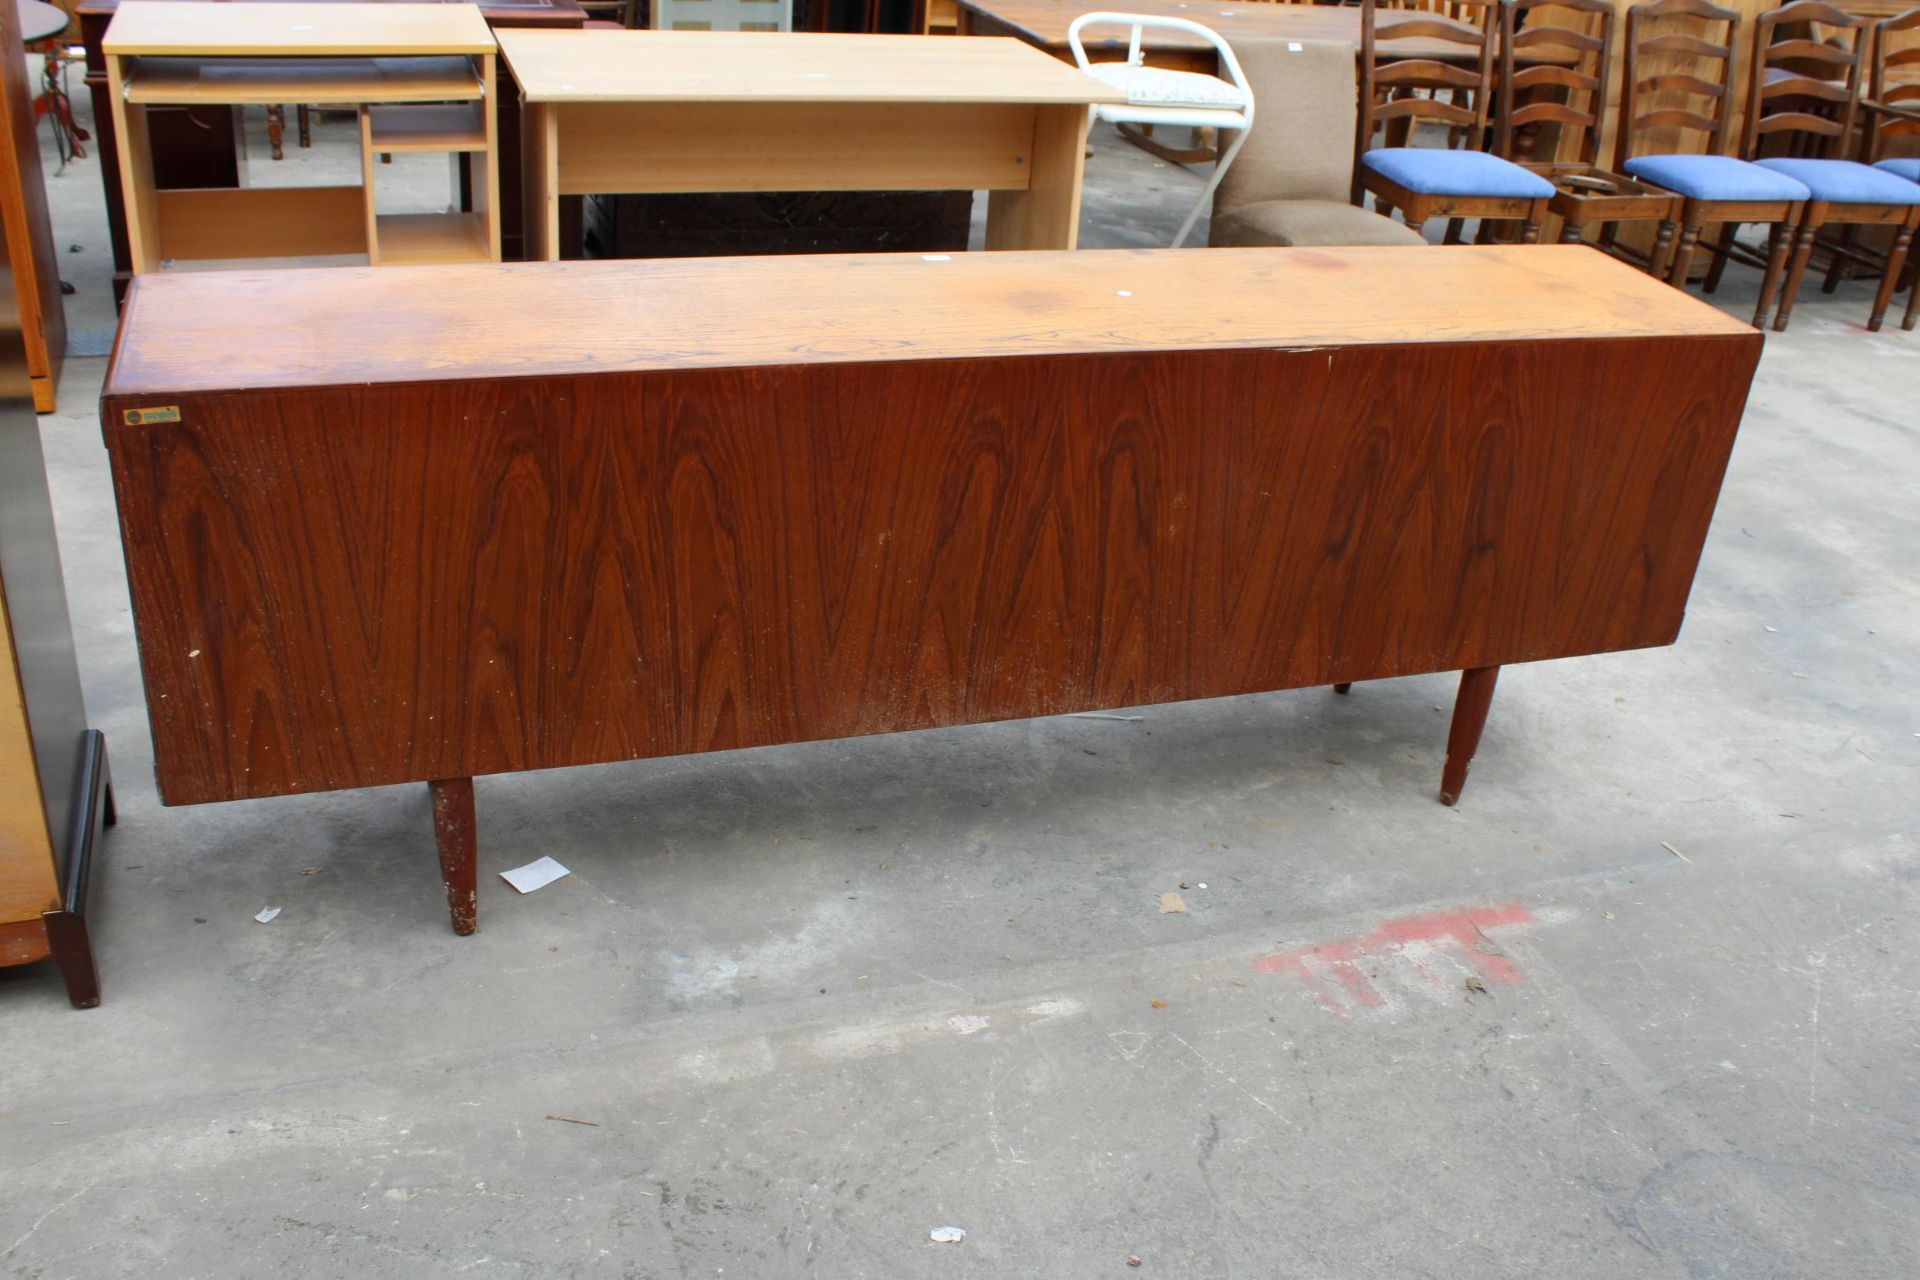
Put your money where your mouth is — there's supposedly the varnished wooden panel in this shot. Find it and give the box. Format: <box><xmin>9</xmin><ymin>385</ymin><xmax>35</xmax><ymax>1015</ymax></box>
<box><xmin>103</xmin><ymin>247</ymin><xmax>1755</xmax><ymax>397</ymax></box>
<box><xmin>0</xmin><ymin>587</ymin><xmax>59</xmax><ymax>922</ymax></box>
<box><xmin>552</xmin><ymin>101</ymin><xmax>1039</xmax><ymax>196</ymax></box>
<box><xmin>103</xmin><ymin>322</ymin><xmax>1758</xmax><ymax>806</ymax></box>
<box><xmin>497</xmin><ymin>30</ymin><xmax>1122</xmax><ymax>106</ymax></box>
<box><xmin>1</xmin><ymin>305</ymin><xmax>83</xmax><ymax>921</ymax></box>
<box><xmin>0</xmin><ymin>0</ymin><xmax>64</xmax><ymax>411</ymax></box>
<box><xmin>103</xmin><ymin>2</ymin><xmax>496</xmax><ymax>56</ymax></box>
<box><xmin>153</xmin><ymin>185</ymin><xmax>369</xmax><ymax>260</ymax></box>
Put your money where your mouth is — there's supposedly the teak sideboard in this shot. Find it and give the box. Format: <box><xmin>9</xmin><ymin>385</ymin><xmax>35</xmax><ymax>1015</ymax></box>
<box><xmin>101</xmin><ymin>246</ymin><xmax>1761</xmax><ymax>935</ymax></box>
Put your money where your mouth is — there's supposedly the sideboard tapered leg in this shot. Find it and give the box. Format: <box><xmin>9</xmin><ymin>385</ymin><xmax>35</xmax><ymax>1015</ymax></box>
<box><xmin>1439</xmin><ymin>667</ymin><xmax>1500</xmax><ymax>807</ymax></box>
<box><xmin>429</xmin><ymin>778</ymin><xmax>478</xmax><ymax>936</ymax></box>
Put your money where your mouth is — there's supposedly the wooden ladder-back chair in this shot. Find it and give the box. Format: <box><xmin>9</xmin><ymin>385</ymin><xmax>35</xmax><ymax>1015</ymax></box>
<box><xmin>1500</xmin><ymin>0</ymin><xmax>1682</xmax><ymax>270</ymax></box>
<box><xmin>1823</xmin><ymin>7</ymin><xmax>1920</xmax><ymax>328</ymax></box>
<box><xmin>1615</xmin><ymin>0</ymin><xmax>1807</xmax><ymax>326</ymax></box>
<box><xmin>1740</xmin><ymin>0</ymin><xmax>1920</xmax><ymax>331</ymax></box>
<box><xmin>1355</xmin><ymin>0</ymin><xmax>1554</xmax><ymax>240</ymax></box>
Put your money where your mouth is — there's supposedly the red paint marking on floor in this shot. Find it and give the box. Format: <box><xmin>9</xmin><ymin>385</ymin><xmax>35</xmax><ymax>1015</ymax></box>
<box><xmin>1252</xmin><ymin>903</ymin><xmax>1535</xmax><ymax>1015</ymax></box>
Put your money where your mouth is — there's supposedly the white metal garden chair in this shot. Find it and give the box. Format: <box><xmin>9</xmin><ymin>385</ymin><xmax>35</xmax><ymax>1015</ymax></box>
<box><xmin>1067</xmin><ymin>12</ymin><xmax>1255</xmax><ymax>248</ymax></box>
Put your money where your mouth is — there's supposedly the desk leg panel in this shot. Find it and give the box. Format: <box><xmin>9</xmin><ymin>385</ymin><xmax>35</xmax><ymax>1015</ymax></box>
<box><xmin>524</xmin><ymin>102</ymin><xmax>560</xmax><ymax>262</ymax></box>
<box><xmin>985</xmin><ymin>103</ymin><xmax>1091</xmax><ymax>250</ymax></box>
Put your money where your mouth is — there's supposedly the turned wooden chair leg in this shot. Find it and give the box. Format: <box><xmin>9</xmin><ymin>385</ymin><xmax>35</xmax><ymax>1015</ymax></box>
<box><xmin>1701</xmin><ymin>223</ymin><xmax>1739</xmax><ymax>293</ymax></box>
<box><xmin>1905</xmin><ymin>262</ymin><xmax>1920</xmax><ymax>332</ymax></box>
<box><xmin>1521</xmin><ymin>200</ymin><xmax>1547</xmax><ymax>245</ymax></box>
<box><xmin>1333</xmin><ymin>683</ymin><xmax>1353</xmax><ymax>695</ymax></box>
<box><xmin>1558</xmin><ymin>220</ymin><xmax>1585</xmax><ymax>244</ymax></box>
<box><xmin>1754</xmin><ymin>222</ymin><xmax>1791</xmax><ymax>329</ymax></box>
<box><xmin>267</xmin><ymin>104</ymin><xmax>285</xmax><ymax>161</ymax></box>
<box><xmin>429</xmin><ymin>778</ymin><xmax>478</xmax><ymax>935</ymax></box>
<box><xmin>1772</xmin><ymin>220</ymin><xmax>1820</xmax><ymax>333</ymax></box>
<box><xmin>1866</xmin><ymin>224</ymin><xmax>1915</xmax><ymax>333</ymax></box>
<box><xmin>297</xmin><ymin>104</ymin><xmax>312</xmax><ymax>149</ymax></box>
<box><xmin>1667</xmin><ymin>223</ymin><xmax>1703</xmax><ymax>286</ymax></box>
<box><xmin>1648</xmin><ymin>219</ymin><xmax>1677</xmax><ymax>280</ymax></box>
<box><xmin>1439</xmin><ymin>666</ymin><xmax>1500</xmax><ymax>807</ymax></box>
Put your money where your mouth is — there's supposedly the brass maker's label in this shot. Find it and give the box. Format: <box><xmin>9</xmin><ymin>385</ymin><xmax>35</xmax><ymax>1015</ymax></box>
<box><xmin>123</xmin><ymin>405</ymin><xmax>182</xmax><ymax>426</ymax></box>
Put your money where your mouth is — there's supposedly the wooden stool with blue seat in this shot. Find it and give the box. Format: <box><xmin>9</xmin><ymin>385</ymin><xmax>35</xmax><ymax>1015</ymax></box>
<box><xmin>1353</xmin><ymin>0</ymin><xmax>1554</xmax><ymax>243</ymax></box>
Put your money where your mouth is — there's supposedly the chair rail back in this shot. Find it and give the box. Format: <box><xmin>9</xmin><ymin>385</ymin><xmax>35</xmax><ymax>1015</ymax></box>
<box><xmin>1500</xmin><ymin>0</ymin><xmax>1613</xmax><ymax>165</ymax></box>
<box><xmin>1616</xmin><ymin>0</ymin><xmax>1741</xmax><ymax>170</ymax></box>
<box><xmin>1743</xmin><ymin>0</ymin><xmax>1866</xmax><ymax>158</ymax></box>
<box><xmin>1357</xmin><ymin>0</ymin><xmax>1500</xmax><ymax>168</ymax></box>
<box><xmin>1872</xmin><ymin>9</ymin><xmax>1920</xmax><ymax>114</ymax></box>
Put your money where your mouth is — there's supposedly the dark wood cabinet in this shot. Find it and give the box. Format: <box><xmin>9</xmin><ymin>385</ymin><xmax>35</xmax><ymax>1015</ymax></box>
<box><xmin>102</xmin><ymin>246</ymin><xmax>1760</xmax><ymax>935</ymax></box>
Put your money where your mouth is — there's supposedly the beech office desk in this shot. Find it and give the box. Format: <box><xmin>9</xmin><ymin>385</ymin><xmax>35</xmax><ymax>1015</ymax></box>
<box><xmin>497</xmin><ymin>29</ymin><xmax>1123</xmax><ymax>260</ymax></box>
<box><xmin>102</xmin><ymin>247</ymin><xmax>1760</xmax><ymax>935</ymax></box>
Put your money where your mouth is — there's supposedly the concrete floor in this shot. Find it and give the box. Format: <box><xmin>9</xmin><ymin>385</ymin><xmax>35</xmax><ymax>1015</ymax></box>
<box><xmin>2</xmin><ymin>88</ymin><xmax>1918</xmax><ymax>1280</ymax></box>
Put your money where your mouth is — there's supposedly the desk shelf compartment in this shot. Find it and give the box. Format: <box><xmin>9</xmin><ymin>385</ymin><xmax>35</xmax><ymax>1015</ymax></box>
<box><xmin>359</xmin><ymin>93</ymin><xmax>501</xmax><ymax>266</ymax></box>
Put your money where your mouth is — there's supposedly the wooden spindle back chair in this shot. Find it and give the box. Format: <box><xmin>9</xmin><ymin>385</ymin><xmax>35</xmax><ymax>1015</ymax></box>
<box><xmin>1615</xmin><ymin>0</ymin><xmax>1741</xmax><ymax>171</ymax></box>
<box><xmin>1501</xmin><ymin>0</ymin><xmax>1684</xmax><ymax>268</ymax></box>
<box><xmin>1613</xmin><ymin>0</ymin><xmax>1806</xmax><ymax>325</ymax></box>
<box><xmin>1739</xmin><ymin>0</ymin><xmax>1918</xmax><ymax>330</ymax></box>
<box><xmin>1820</xmin><ymin>7</ymin><xmax>1920</xmax><ymax>327</ymax></box>
<box><xmin>1743</xmin><ymin>0</ymin><xmax>1864</xmax><ymax>162</ymax></box>
<box><xmin>1501</xmin><ymin>0</ymin><xmax>1612</xmax><ymax>167</ymax></box>
<box><xmin>1866</xmin><ymin>7</ymin><xmax>1920</xmax><ymax>145</ymax></box>
<box><xmin>1355</xmin><ymin>0</ymin><xmax>1499</xmax><ymax>173</ymax></box>
<box><xmin>1356</xmin><ymin>0</ymin><xmax>1554</xmax><ymax>239</ymax></box>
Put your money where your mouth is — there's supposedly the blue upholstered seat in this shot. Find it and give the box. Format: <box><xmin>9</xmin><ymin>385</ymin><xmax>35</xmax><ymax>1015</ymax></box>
<box><xmin>1876</xmin><ymin>157</ymin><xmax>1920</xmax><ymax>185</ymax></box>
<box><xmin>1621</xmin><ymin>154</ymin><xmax>1810</xmax><ymax>202</ymax></box>
<box><xmin>1361</xmin><ymin>148</ymin><xmax>1554</xmax><ymax>198</ymax></box>
<box><xmin>1755</xmin><ymin>158</ymin><xmax>1920</xmax><ymax>204</ymax></box>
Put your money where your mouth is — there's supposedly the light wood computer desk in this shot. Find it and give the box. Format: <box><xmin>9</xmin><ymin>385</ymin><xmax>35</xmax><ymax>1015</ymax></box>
<box><xmin>103</xmin><ymin>2</ymin><xmax>502</xmax><ymax>272</ymax></box>
<box><xmin>498</xmin><ymin>29</ymin><xmax>1124</xmax><ymax>258</ymax></box>
<box><xmin>102</xmin><ymin>246</ymin><xmax>1759</xmax><ymax>935</ymax></box>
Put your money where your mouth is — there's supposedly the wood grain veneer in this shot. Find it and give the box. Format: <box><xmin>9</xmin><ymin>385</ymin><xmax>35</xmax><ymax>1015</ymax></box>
<box><xmin>103</xmin><ymin>247</ymin><xmax>1760</xmax><ymax>821</ymax></box>
<box><xmin>105</xmin><ymin>245</ymin><xmax>1751</xmax><ymax>395</ymax></box>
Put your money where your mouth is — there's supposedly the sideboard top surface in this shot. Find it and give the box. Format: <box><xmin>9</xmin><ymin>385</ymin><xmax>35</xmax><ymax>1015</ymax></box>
<box><xmin>103</xmin><ymin>247</ymin><xmax>1758</xmax><ymax>400</ymax></box>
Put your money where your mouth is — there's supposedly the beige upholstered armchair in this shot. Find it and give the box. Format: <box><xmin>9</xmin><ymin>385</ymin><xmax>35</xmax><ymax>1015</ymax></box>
<box><xmin>1208</xmin><ymin>39</ymin><xmax>1426</xmax><ymax>248</ymax></box>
